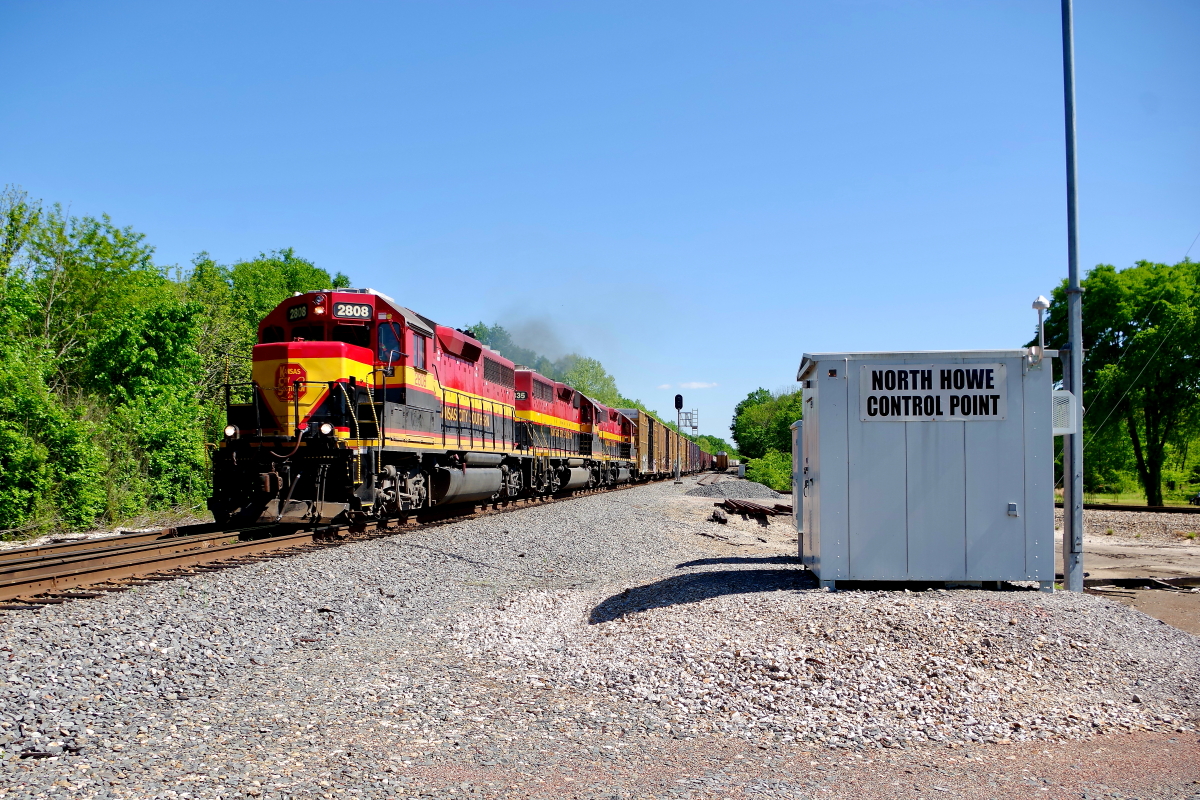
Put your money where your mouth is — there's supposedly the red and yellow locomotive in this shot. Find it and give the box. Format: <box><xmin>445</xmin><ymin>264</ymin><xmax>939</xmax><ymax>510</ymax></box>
<box><xmin>209</xmin><ymin>288</ymin><xmax>705</xmax><ymax>525</ymax></box>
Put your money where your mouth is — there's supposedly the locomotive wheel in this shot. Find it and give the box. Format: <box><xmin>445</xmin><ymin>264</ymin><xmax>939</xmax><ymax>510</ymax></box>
<box><xmin>502</xmin><ymin>465</ymin><xmax>523</xmax><ymax>498</ymax></box>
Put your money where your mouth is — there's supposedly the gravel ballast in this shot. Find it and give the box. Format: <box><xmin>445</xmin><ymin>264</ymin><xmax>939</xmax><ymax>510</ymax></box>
<box><xmin>684</xmin><ymin>478</ymin><xmax>784</xmax><ymax>500</ymax></box>
<box><xmin>446</xmin><ymin>585</ymin><xmax>1198</xmax><ymax>749</ymax></box>
<box><xmin>1057</xmin><ymin>506</ymin><xmax>1200</xmax><ymax>544</ymax></box>
<box><xmin>0</xmin><ymin>479</ymin><xmax>1197</xmax><ymax>799</ymax></box>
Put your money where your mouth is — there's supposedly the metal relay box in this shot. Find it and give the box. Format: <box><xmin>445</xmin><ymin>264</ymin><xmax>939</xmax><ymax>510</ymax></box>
<box><xmin>794</xmin><ymin>350</ymin><xmax>1055</xmax><ymax>588</ymax></box>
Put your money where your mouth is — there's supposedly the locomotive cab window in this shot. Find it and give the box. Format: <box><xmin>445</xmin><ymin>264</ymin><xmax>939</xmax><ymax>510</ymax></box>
<box><xmin>376</xmin><ymin>322</ymin><xmax>403</xmax><ymax>363</ymax></box>
<box><xmin>411</xmin><ymin>332</ymin><xmax>427</xmax><ymax>370</ymax></box>
<box><xmin>260</xmin><ymin>325</ymin><xmax>285</xmax><ymax>344</ymax></box>
<box><xmin>291</xmin><ymin>324</ymin><xmax>325</xmax><ymax>341</ymax></box>
<box><xmin>331</xmin><ymin>321</ymin><xmax>371</xmax><ymax>349</ymax></box>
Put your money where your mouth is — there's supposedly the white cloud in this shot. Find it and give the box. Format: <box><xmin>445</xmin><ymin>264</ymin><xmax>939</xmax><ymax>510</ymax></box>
<box><xmin>679</xmin><ymin>381</ymin><xmax>718</xmax><ymax>390</ymax></box>
<box><xmin>657</xmin><ymin>383</ymin><xmax>672</xmax><ymax>389</ymax></box>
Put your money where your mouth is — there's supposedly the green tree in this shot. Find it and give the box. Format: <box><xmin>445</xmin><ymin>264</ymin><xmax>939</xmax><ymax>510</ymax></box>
<box><xmin>0</xmin><ymin>186</ymin><xmax>354</xmax><ymax>535</ymax></box>
<box><xmin>0</xmin><ymin>347</ymin><xmax>106</xmax><ymax>530</ymax></box>
<box><xmin>731</xmin><ymin>388</ymin><xmax>773</xmax><ymax>459</ymax></box>
<box><xmin>694</xmin><ymin>434</ymin><xmax>738</xmax><ymax>457</ymax></box>
<box><xmin>730</xmin><ymin>388</ymin><xmax>802</xmax><ymax>460</ymax></box>
<box><xmin>1</xmin><ymin>186</ymin><xmax>41</xmax><ymax>285</ymax></box>
<box><xmin>229</xmin><ymin>248</ymin><xmax>350</xmax><ymax>334</ymax></box>
<box><xmin>469</xmin><ymin>322</ymin><xmax>574</xmax><ymax>380</ymax></box>
<box><xmin>1044</xmin><ymin>259</ymin><xmax>1200</xmax><ymax>505</ymax></box>
<box><xmin>562</xmin><ymin>357</ymin><xmax>621</xmax><ymax>406</ymax></box>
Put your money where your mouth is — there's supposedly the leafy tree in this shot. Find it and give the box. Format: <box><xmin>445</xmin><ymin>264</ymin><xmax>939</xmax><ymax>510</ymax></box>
<box><xmin>21</xmin><ymin>206</ymin><xmax>164</xmax><ymax>381</ymax></box>
<box><xmin>730</xmin><ymin>388</ymin><xmax>802</xmax><ymax>460</ymax></box>
<box><xmin>0</xmin><ymin>347</ymin><xmax>105</xmax><ymax>530</ymax></box>
<box><xmin>469</xmin><ymin>322</ymin><xmax>573</xmax><ymax>380</ymax></box>
<box><xmin>694</xmin><ymin>434</ymin><xmax>738</xmax><ymax>457</ymax></box>
<box><xmin>229</xmin><ymin>248</ymin><xmax>350</xmax><ymax>334</ymax></box>
<box><xmin>0</xmin><ymin>186</ymin><xmax>353</xmax><ymax>535</ymax></box>
<box><xmin>1044</xmin><ymin>259</ymin><xmax>1200</xmax><ymax>505</ymax></box>
<box><xmin>1</xmin><ymin>186</ymin><xmax>41</xmax><ymax>285</ymax></box>
<box><xmin>562</xmin><ymin>357</ymin><xmax>621</xmax><ymax>406</ymax></box>
<box><xmin>471</xmin><ymin>321</ymin><xmax>691</xmax><ymax>433</ymax></box>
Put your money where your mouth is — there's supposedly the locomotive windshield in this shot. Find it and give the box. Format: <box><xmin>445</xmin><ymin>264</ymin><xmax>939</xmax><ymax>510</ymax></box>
<box><xmin>376</xmin><ymin>322</ymin><xmax>401</xmax><ymax>363</ymax></box>
<box><xmin>290</xmin><ymin>324</ymin><xmax>325</xmax><ymax>341</ymax></box>
<box><xmin>331</xmin><ymin>321</ymin><xmax>371</xmax><ymax>349</ymax></box>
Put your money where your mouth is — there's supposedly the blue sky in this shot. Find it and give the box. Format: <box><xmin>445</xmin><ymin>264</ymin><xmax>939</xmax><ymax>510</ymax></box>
<box><xmin>3</xmin><ymin>1</ymin><xmax>1197</xmax><ymax>438</ymax></box>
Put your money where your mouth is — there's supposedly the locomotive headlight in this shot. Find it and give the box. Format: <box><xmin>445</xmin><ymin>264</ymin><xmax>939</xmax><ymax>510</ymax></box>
<box><xmin>319</xmin><ymin>422</ymin><xmax>334</xmax><ymax>436</ymax></box>
<box><xmin>224</xmin><ymin>425</ymin><xmax>239</xmax><ymax>439</ymax></box>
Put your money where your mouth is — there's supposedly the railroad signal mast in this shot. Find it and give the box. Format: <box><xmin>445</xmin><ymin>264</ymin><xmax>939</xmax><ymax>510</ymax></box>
<box><xmin>674</xmin><ymin>394</ymin><xmax>684</xmax><ymax>484</ymax></box>
<box><xmin>680</xmin><ymin>409</ymin><xmax>699</xmax><ymax>438</ymax></box>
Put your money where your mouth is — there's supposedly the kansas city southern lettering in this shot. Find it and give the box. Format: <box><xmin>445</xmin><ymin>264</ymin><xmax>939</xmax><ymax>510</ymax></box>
<box><xmin>858</xmin><ymin>363</ymin><xmax>1007</xmax><ymax>422</ymax></box>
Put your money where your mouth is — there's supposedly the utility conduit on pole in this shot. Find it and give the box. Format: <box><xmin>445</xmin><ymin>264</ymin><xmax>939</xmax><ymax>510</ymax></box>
<box><xmin>1061</xmin><ymin>0</ymin><xmax>1085</xmax><ymax>593</ymax></box>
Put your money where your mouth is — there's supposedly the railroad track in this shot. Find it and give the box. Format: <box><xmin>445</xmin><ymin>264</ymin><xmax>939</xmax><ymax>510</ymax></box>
<box><xmin>0</xmin><ymin>476</ymin><xmax>689</xmax><ymax>611</ymax></box>
<box><xmin>1054</xmin><ymin>502</ymin><xmax>1200</xmax><ymax>514</ymax></box>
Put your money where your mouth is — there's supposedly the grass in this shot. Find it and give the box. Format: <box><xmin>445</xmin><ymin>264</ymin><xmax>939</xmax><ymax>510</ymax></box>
<box><xmin>1081</xmin><ymin>489</ymin><xmax>1199</xmax><ymax>507</ymax></box>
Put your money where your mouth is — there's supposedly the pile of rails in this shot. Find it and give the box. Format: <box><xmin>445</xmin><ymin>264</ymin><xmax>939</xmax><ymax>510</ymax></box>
<box><xmin>710</xmin><ymin>498</ymin><xmax>794</xmax><ymax>524</ymax></box>
<box><xmin>716</xmin><ymin>498</ymin><xmax>794</xmax><ymax>517</ymax></box>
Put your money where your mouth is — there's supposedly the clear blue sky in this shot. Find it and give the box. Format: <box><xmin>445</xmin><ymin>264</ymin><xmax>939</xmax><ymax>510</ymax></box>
<box><xmin>3</xmin><ymin>1</ymin><xmax>1197</xmax><ymax>438</ymax></box>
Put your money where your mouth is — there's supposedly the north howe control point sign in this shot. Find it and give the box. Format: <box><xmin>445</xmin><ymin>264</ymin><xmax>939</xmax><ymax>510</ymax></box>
<box><xmin>859</xmin><ymin>363</ymin><xmax>1007</xmax><ymax>421</ymax></box>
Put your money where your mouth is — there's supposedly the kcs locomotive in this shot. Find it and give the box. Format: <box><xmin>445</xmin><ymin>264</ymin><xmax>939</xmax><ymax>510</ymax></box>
<box><xmin>208</xmin><ymin>288</ymin><xmax>709</xmax><ymax>525</ymax></box>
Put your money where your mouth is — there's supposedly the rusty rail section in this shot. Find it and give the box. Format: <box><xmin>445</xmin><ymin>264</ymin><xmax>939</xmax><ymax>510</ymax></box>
<box><xmin>716</xmin><ymin>498</ymin><xmax>794</xmax><ymax>516</ymax></box>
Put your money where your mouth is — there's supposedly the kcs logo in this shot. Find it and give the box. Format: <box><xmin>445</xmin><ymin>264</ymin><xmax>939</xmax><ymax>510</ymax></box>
<box><xmin>275</xmin><ymin>363</ymin><xmax>307</xmax><ymax>402</ymax></box>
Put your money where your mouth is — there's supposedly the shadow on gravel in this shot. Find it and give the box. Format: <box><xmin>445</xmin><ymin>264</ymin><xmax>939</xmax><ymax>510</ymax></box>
<box><xmin>675</xmin><ymin>555</ymin><xmax>801</xmax><ymax>569</ymax></box>
<box><xmin>589</xmin><ymin>567</ymin><xmax>815</xmax><ymax>624</ymax></box>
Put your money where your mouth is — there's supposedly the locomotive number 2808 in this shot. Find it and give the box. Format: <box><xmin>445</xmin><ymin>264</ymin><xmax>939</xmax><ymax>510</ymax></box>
<box><xmin>333</xmin><ymin>302</ymin><xmax>372</xmax><ymax>320</ymax></box>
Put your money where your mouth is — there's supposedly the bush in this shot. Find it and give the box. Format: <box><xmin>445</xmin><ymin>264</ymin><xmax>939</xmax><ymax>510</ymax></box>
<box><xmin>0</xmin><ymin>350</ymin><xmax>106</xmax><ymax>533</ymax></box>
<box><xmin>0</xmin><ymin>187</ymin><xmax>349</xmax><ymax>536</ymax></box>
<box><xmin>746</xmin><ymin>449</ymin><xmax>792</xmax><ymax>493</ymax></box>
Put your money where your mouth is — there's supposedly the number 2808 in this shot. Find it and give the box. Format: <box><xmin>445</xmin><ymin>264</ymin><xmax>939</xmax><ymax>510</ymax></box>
<box><xmin>333</xmin><ymin>303</ymin><xmax>371</xmax><ymax>319</ymax></box>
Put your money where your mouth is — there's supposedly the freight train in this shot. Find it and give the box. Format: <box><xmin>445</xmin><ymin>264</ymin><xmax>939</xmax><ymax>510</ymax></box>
<box><xmin>208</xmin><ymin>288</ymin><xmax>712</xmax><ymax>525</ymax></box>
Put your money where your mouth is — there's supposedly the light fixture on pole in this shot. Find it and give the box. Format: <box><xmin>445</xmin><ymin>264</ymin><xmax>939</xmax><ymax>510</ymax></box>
<box><xmin>1030</xmin><ymin>295</ymin><xmax>1050</xmax><ymax>366</ymax></box>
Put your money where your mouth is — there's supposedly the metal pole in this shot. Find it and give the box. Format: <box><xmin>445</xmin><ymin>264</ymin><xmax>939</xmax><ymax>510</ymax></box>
<box><xmin>1061</xmin><ymin>0</ymin><xmax>1085</xmax><ymax>593</ymax></box>
<box><xmin>674</xmin><ymin>408</ymin><xmax>682</xmax><ymax>483</ymax></box>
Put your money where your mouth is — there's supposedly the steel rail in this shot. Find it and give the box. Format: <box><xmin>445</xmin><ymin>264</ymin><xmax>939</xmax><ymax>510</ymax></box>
<box><xmin>0</xmin><ymin>472</ymin><xmax>710</xmax><ymax>606</ymax></box>
<box><xmin>1053</xmin><ymin>502</ymin><xmax>1200</xmax><ymax>514</ymax></box>
<box><xmin>0</xmin><ymin>526</ymin><xmax>302</xmax><ymax>594</ymax></box>
<box><xmin>0</xmin><ymin>523</ymin><xmax>282</xmax><ymax>566</ymax></box>
<box><xmin>0</xmin><ymin>530</ymin><xmax>188</xmax><ymax>563</ymax></box>
<box><xmin>0</xmin><ymin>528</ymin><xmax>331</xmax><ymax>601</ymax></box>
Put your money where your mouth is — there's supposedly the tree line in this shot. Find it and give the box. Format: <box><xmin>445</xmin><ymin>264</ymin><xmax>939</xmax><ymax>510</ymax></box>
<box><xmin>0</xmin><ymin>186</ymin><xmax>348</xmax><ymax>536</ymax></box>
<box><xmin>1044</xmin><ymin>258</ymin><xmax>1200</xmax><ymax>506</ymax></box>
<box><xmin>0</xmin><ymin>181</ymin><xmax>737</xmax><ymax>539</ymax></box>
<box><xmin>468</xmin><ymin>322</ymin><xmax>738</xmax><ymax>457</ymax></box>
<box><xmin>729</xmin><ymin>388</ymin><xmax>802</xmax><ymax>492</ymax></box>
<box><xmin>725</xmin><ymin>258</ymin><xmax>1200</xmax><ymax>504</ymax></box>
